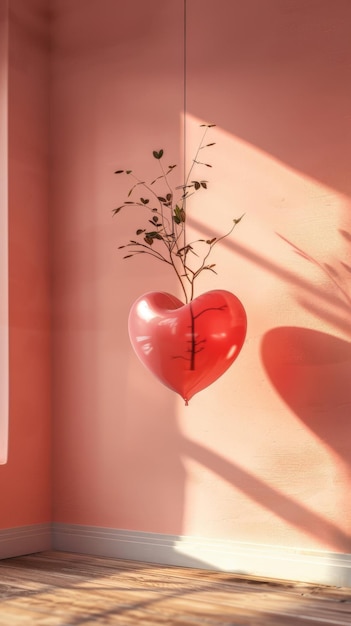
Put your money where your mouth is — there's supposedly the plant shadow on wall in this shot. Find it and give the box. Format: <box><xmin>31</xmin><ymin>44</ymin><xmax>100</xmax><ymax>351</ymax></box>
<box><xmin>261</xmin><ymin>231</ymin><xmax>351</xmax><ymax>466</ymax></box>
<box><xmin>277</xmin><ymin>233</ymin><xmax>351</xmax><ymax>335</ymax></box>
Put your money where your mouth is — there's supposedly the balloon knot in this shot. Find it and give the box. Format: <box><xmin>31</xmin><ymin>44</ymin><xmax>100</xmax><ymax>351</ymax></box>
<box><xmin>185</xmin><ymin>398</ymin><xmax>189</xmax><ymax>406</ymax></box>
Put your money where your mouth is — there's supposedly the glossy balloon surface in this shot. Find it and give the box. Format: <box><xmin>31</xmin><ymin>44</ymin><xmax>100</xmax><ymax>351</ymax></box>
<box><xmin>128</xmin><ymin>290</ymin><xmax>247</xmax><ymax>404</ymax></box>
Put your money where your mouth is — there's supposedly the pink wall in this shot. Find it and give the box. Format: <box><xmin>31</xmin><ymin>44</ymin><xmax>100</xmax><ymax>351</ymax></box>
<box><xmin>0</xmin><ymin>0</ymin><xmax>9</xmax><ymax>464</ymax></box>
<box><xmin>48</xmin><ymin>0</ymin><xmax>351</xmax><ymax>554</ymax></box>
<box><xmin>50</xmin><ymin>0</ymin><xmax>185</xmax><ymax>530</ymax></box>
<box><xmin>0</xmin><ymin>0</ymin><xmax>52</xmax><ymax>527</ymax></box>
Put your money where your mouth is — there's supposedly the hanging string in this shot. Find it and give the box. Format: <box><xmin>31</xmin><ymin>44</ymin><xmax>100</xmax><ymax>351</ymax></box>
<box><xmin>183</xmin><ymin>0</ymin><xmax>187</xmax><ymax>251</ymax></box>
<box><xmin>183</xmin><ymin>0</ymin><xmax>187</xmax><ymax>182</ymax></box>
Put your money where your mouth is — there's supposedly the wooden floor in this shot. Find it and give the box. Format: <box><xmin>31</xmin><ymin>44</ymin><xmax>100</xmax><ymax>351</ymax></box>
<box><xmin>0</xmin><ymin>552</ymin><xmax>350</xmax><ymax>625</ymax></box>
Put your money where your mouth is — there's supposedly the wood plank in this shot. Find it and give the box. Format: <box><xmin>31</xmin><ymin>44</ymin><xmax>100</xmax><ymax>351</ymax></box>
<box><xmin>0</xmin><ymin>551</ymin><xmax>350</xmax><ymax>625</ymax></box>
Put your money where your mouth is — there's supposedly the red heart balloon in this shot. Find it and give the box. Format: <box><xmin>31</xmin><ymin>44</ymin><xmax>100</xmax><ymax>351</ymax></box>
<box><xmin>128</xmin><ymin>290</ymin><xmax>247</xmax><ymax>404</ymax></box>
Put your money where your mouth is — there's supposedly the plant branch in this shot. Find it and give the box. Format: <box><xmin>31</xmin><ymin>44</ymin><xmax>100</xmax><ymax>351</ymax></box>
<box><xmin>113</xmin><ymin>125</ymin><xmax>242</xmax><ymax>303</ymax></box>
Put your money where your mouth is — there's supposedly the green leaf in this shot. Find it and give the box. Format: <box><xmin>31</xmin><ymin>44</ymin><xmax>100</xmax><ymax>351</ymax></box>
<box><xmin>144</xmin><ymin>235</ymin><xmax>153</xmax><ymax>245</ymax></box>
<box><xmin>114</xmin><ymin>170</ymin><xmax>124</xmax><ymax>174</ymax></box>
<box><xmin>193</xmin><ymin>181</ymin><xmax>201</xmax><ymax>190</ymax></box>
<box><xmin>136</xmin><ymin>229</ymin><xmax>145</xmax><ymax>235</ymax></box>
<box><xmin>173</xmin><ymin>205</ymin><xmax>185</xmax><ymax>224</ymax></box>
<box><xmin>200</xmin><ymin>182</ymin><xmax>207</xmax><ymax>189</ymax></box>
<box><xmin>152</xmin><ymin>216</ymin><xmax>159</xmax><ymax>223</ymax></box>
<box><xmin>206</xmin><ymin>238</ymin><xmax>216</xmax><ymax>245</ymax></box>
<box><xmin>140</xmin><ymin>198</ymin><xmax>149</xmax><ymax>205</ymax></box>
<box><xmin>151</xmin><ymin>174</ymin><xmax>168</xmax><ymax>185</ymax></box>
<box><xmin>158</xmin><ymin>196</ymin><xmax>167</xmax><ymax>203</ymax></box>
<box><xmin>112</xmin><ymin>206</ymin><xmax>124</xmax><ymax>214</ymax></box>
<box><xmin>153</xmin><ymin>149</ymin><xmax>164</xmax><ymax>159</ymax></box>
<box><xmin>234</xmin><ymin>214</ymin><xmax>245</xmax><ymax>225</ymax></box>
<box><xmin>146</xmin><ymin>231</ymin><xmax>159</xmax><ymax>237</ymax></box>
<box><xmin>174</xmin><ymin>205</ymin><xmax>181</xmax><ymax>219</ymax></box>
<box><xmin>126</xmin><ymin>170</ymin><xmax>132</xmax><ymax>174</ymax></box>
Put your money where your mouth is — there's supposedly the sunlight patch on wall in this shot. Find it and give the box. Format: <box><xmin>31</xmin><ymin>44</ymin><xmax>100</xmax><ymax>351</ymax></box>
<box><xmin>184</xmin><ymin>113</ymin><xmax>347</xmax><ymax>275</ymax></box>
<box><xmin>176</xmin><ymin>114</ymin><xmax>351</xmax><ymax>551</ymax></box>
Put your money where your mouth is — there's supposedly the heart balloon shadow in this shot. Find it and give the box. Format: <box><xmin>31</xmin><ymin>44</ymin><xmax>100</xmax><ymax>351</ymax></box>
<box><xmin>261</xmin><ymin>327</ymin><xmax>351</xmax><ymax>462</ymax></box>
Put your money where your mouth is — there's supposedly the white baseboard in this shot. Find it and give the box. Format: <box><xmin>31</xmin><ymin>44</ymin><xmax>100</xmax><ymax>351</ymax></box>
<box><xmin>52</xmin><ymin>523</ymin><xmax>351</xmax><ymax>587</ymax></box>
<box><xmin>0</xmin><ymin>524</ymin><xmax>52</xmax><ymax>559</ymax></box>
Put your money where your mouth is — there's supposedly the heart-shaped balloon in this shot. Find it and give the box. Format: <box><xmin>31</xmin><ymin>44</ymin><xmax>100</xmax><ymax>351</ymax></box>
<box><xmin>128</xmin><ymin>290</ymin><xmax>247</xmax><ymax>404</ymax></box>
